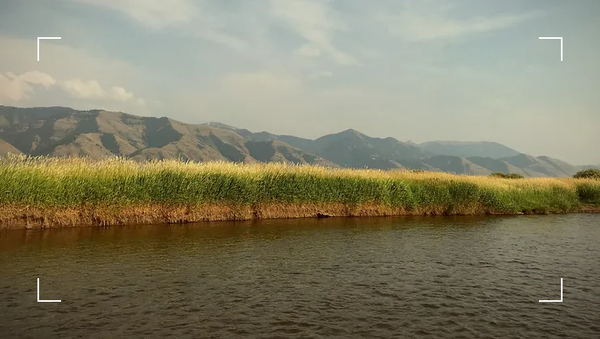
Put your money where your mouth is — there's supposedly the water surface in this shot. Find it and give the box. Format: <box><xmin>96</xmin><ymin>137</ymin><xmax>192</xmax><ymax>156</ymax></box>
<box><xmin>1</xmin><ymin>215</ymin><xmax>599</xmax><ymax>338</ymax></box>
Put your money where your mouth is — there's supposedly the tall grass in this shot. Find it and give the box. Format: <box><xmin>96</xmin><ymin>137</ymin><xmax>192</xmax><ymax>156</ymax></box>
<box><xmin>0</xmin><ymin>154</ymin><xmax>598</xmax><ymax>227</ymax></box>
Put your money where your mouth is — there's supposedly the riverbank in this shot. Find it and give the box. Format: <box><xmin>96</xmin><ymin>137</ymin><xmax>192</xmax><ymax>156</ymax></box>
<box><xmin>1</xmin><ymin>155</ymin><xmax>599</xmax><ymax>229</ymax></box>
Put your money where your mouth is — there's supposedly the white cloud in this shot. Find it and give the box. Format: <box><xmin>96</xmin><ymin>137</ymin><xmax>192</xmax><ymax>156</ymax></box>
<box><xmin>0</xmin><ymin>71</ymin><xmax>56</xmax><ymax>102</ymax></box>
<box><xmin>61</xmin><ymin>79</ymin><xmax>105</xmax><ymax>99</ymax></box>
<box><xmin>270</xmin><ymin>0</ymin><xmax>357</xmax><ymax>65</ymax></box>
<box><xmin>0</xmin><ymin>66</ymin><xmax>145</xmax><ymax>107</ymax></box>
<box><xmin>60</xmin><ymin>79</ymin><xmax>144</xmax><ymax>105</ymax></box>
<box><xmin>70</xmin><ymin>0</ymin><xmax>252</xmax><ymax>53</ymax></box>
<box><xmin>199</xmin><ymin>30</ymin><xmax>249</xmax><ymax>52</ymax></box>
<box><xmin>71</xmin><ymin>0</ymin><xmax>198</xmax><ymax>30</ymax></box>
<box><xmin>191</xmin><ymin>71</ymin><xmax>307</xmax><ymax>125</ymax></box>
<box><xmin>109</xmin><ymin>86</ymin><xmax>134</xmax><ymax>102</ymax></box>
<box><xmin>0</xmin><ymin>35</ymin><xmax>140</xmax><ymax>89</ymax></box>
<box><xmin>296</xmin><ymin>44</ymin><xmax>321</xmax><ymax>57</ymax></box>
<box><xmin>189</xmin><ymin>71</ymin><xmax>391</xmax><ymax>138</ymax></box>
<box><xmin>0</xmin><ymin>35</ymin><xmax>151</xmax><ymax>111</ymax></box>
<box><xmin>380</xmin><ymin>3</ymin><xmax>538</xmax><ymax>42</ymax></box>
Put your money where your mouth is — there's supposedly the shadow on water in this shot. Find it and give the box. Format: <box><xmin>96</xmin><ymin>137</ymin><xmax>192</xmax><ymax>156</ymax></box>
<box><xmin>0</xmin><ymin>215</ymin><xmax>512</xmax><ymax>252</ymax></box>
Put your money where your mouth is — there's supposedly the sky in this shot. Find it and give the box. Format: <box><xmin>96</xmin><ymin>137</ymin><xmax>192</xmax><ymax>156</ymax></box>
<box><xmin>0</xmin><ymin>0</ymin><xmax>599</xmax><ymax>165</ymax></box>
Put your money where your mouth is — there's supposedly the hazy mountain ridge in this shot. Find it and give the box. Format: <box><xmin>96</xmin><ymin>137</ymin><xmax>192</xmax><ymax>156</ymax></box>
<box><xmin>0</xmin><ymin>106</ymin><xmax>596</xmax><ymax>177</ymax></box>
<box><xmin>420</xmin><ymin>140</ymin><xmax>521</xmax><ymax>159</ymax></box>
<box><xmin>0</xmin><ymin>106</ymin><xmax>336</xmax><ymax>167</ymax></box>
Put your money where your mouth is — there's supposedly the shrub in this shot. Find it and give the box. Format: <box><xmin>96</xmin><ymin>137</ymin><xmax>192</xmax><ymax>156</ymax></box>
<box><xmin>573</xmin><ymin>169</ymin><xmax>600</xmax><ymax>180</ymax></box>
<box><xmin>490</xmin><ymin>172</ymin><xmax>525</xmax><ymax>179</ymax></box>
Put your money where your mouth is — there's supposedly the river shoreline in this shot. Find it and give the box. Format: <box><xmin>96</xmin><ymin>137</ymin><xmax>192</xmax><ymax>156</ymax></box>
<box><xmin>1</xmin><ymin>202</ymin><xmax>599</xmax><ymax>230</ymax></box>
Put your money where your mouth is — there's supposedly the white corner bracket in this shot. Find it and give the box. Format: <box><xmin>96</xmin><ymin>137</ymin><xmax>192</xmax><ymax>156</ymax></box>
<box><xmin>539</xmin><ymin>278</ymin><xmax>563</xmax><ymax>303</ymax></box>
<box><xmin>37</xmin><ymin>278</ymin><xmax>61</xmax><ymax>303</ymax></box>
<box><xmin>538</xmin><ymin>37</ymin><xmax>563</xmax><ymax>61</ymax></box>
<box><xmin>37</xmin><ymin>37</ymin><xmax>61</xmax><ymax>61</ymax></box>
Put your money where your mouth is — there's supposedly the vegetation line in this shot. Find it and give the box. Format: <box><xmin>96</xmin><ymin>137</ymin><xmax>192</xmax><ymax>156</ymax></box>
<box><xmin>1</xmin><ymin>155</ymin><xmax>599</xmax><ymax>229</ymax></box>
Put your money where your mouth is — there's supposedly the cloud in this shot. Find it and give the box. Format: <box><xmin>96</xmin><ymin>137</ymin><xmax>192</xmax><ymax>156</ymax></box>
<box><xmin>60</xmin><ymin>79</ymin><xmax>145</xmax><ymax>105</ymax></box>
<box><xmin>109</xmin><ymin>86</ymin><xmax>135</xmax><ymax>102</ymax></box>
<box><xmin>0</xmin><ymin>35</ymin><xmax>144</xmax><ymax>91</ymax></box>
<box><xmin>192</xmin><ymin>71</ymin><xmax>307</xmax><ymax>124</ymax></box>
<box><xmin>199</xmin><ymin>30</ymin><xmax>249</xmax><ymax>52</ymax></box>
<box><xmin>269</xmin><ymin>0</ymin><xmax>357</xmax><ymax>65</ymax></box>
<box><xmin>70</xmin><ymin>0</ymin><xmax>252</xmax><ymax>53</ymax></box>
<box><xmin>190</xmin><ymin>71</ymin><xmax>390</xmax><ymax>138</ymax></box>
<box><xmin>66</xmin><ymin>0</ymin><xmax>352</xmax><ymax>62</ymax></box>
<box><xmin>0</xmin><ymin>71</ymin><xmax>56</xmax><ymax>102</ymax></box>
<box><xmin>71</xmin><ymin>0</ymin><xmax>197</xmax><ymax>30</ymax></box>
<box><xmin>380</xmin><ymin>3</ymin><xmax>538</xmax><ymax>42</ymax></box>
<box><xmin>296</xmin><ymin>44</ymin><xmax>321</xmax><ymax>57</ymax></box>
<box><xmin>61</xmin><ymin>79</ymin><xmax>105</xmax><ymax>99</ymax></box>
<box><xmin>0</xmin><ymin>68</ymin><xmax>145</xmax><ymax>106</ymax></box>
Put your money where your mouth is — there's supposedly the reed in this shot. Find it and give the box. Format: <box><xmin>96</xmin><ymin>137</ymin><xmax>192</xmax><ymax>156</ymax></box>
<box><xmin>0</xmin><ymin>154</ymin><xmax>598</xmax><ymax>228</ymax></box>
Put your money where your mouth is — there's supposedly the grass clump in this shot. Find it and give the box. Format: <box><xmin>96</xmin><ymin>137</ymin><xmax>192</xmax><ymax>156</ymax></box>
<box><xmin>0</xmin><ymin>154</ymin><xmax>597</xmax><ymax>228</ymax></box>
<box><xmin>574</xmin><ymin>180</ymin><xmax>600</xmax><ymax>204</ymax></box>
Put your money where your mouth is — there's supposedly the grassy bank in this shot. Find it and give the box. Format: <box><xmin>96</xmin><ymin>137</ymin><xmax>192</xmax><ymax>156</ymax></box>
<box><xmin>0</xmin><ymin>155</ymin><xmax>599</xmax><ymax>229</ymax></box>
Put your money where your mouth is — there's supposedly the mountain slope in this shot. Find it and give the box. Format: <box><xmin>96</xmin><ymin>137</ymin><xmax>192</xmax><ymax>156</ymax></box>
<box><xmin>497</xmin><ymin>154</ymin><xmax>580</xmax><ymax>177</ymax></box>
<box><xmin>0</xmin><ymin>105</ymin><xmax>587</xmax><ymax>177</ymax></box>
<box><xmin>537</xmin><ymin>156</ymin><xmax>580</xmax><ymax>177</ymax></box>
<box><xmin>311</xmin><ymin>129</ymin><xmax>403</xmax><ymax>169</ymax></box>
<box><xmin>0</xmin><ymin>106</ymin><xmax>333</xmax><ymax>167</ymax></box>
<box><xmin>0</xmin><ymin>138</ymin><xmax>21</xmax><ymax>155</ymax></box>
<box><xmin>422</xmin><ymin>155</ymin><xmax>492</xmax><ymax>176</ymax></box>
<box><xmin>466</xmin><ymin>156</ymin><xmax>528</xmax><ymax>176</ymax></box>
<box><xmin>250</xmin><ymin>129</ymin><xmax>430</xmax><ymax>170</ymax></box>
<box><xmin>245</xmin><ymin>140</ymin><xmax>337</xmax><ymax>167</ymax></box>
<box><xmin>420</xmin><ymin>141</ymin><xmax>520</xmax><ymax>159</ymax></box>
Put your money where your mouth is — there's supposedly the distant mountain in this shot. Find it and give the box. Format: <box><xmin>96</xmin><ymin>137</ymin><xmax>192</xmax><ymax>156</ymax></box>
<box><xmin>465</xmin><ymin>156</ymin><xmax>527</xmax><ymax>176</ymax></box>
<box><xmin>536</xmin><ymin>156</ymin><xmax>581</xmax><ymax>177</ymax></box>
<box><xmin>0</xmin><ymin>106</ymin><xmax>336</xmax><ymax>167</ymax></box>
<box><xmin>311</xmin><ymin>129</ymin><xmax>431</xmax><ymax>170</ymax></box>
<box><xmin>497</xmin><ymin>154</ymin><xmax>582</xmax><ymax>177</ymax></box>
<box><xmin>420</xmin><ymin>141</ymin><xmax>521</xmax><ymax>159</ymax></box>
<box><xmin>0</xmin><ymin>105</ymin><xmax>589</xmax><ymax>177</ymax></box>
<box><xmin>249</xmin><ymin>129</ymin><xmax>430</xmax><ymax>170</ymax></box>
<box><xmin>421</xmin><ymin>155</ymin><xmax>492</xmax><ymax>176</ymax></box>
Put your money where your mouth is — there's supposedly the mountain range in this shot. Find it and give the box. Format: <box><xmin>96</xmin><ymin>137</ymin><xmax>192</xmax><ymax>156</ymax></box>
<box><xmin>0</xmin><ymin>106</ymin><xmax>596</xmax><ymax>177</ymax></box>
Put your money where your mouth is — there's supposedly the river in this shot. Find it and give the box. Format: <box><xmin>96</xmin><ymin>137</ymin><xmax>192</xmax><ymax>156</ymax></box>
<box><xmin>1</xmin><ymin>215</ymin><xmax>599</xmax><ymax>338</ymax></box>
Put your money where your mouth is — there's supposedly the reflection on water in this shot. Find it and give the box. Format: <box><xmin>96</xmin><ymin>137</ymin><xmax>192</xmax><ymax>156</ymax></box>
<box><xmin>1</xmin><ymin>215</ymin><xmax>599</xmax><ymax>338</ymax></box>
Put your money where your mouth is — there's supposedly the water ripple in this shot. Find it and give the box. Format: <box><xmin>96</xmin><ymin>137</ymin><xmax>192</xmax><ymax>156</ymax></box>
<box><xmin>0</xmin><ymin>214</ymin><xmax>599</xmax><ymax>338</ymax></box>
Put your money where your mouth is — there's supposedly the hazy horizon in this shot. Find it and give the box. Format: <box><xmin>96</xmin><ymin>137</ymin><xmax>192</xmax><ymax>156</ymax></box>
<box><xmin>1</xmin><ymin>0</ymin><xmax>599</xmax><ymax>165</ymax></box>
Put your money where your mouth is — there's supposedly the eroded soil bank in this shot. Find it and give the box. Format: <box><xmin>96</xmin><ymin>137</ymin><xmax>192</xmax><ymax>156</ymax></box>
<box><xmin>2</xmin><ymin>203</ymin><xmax>599</xmax><ymax>230</ymax></box>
